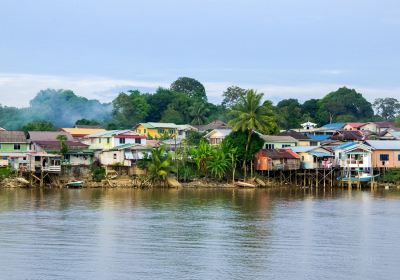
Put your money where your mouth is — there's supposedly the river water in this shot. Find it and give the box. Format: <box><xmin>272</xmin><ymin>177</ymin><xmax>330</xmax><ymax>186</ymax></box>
<box><xmin>0</xmin><ymin>187</ymin><xmax>399</xmax><ymax>280</ymax></box>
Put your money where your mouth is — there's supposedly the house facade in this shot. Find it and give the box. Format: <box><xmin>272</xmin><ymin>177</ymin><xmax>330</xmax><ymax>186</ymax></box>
<box><xmin>287</xmin><ymin>146</ymin><xmax>334</xmax><ymax>169</ymax></box>
<box><xmin>255</xmin><ymin>149</ymin><xmax>300</xmax><ymax>171</ymax></box>
<box><xmin>365</xmin><ymin>140</ymin><xmax>400</xmax><ymax>168</ymax></box>
<box><xmin>204</xmin><ymin>129</ymin><xmax>232</xmax><ymax>145</ymax></box>
<box><xmin>59</xmin><ymin>127</ymin><xmax>106</xmax><ymax>140</ymax></box>
<box><xmin>259</xmin><ymin>135</ymin><xmax>298</xmax><ymax>149</ymax></box>
<box><xmin>99</xmin><ymin>144</ymin><xmax>151</xmax><ymax>167</ymax></box>
<box><xmin>333</xmin><ymin>142</ymin><xmax>373</xmax><ymax>170</ymax></box>
<box><xmin>0</xmin><ymin>131</ymin><xmax>29</xmax><ymax>168</ymax></box>
<box><xmin>84</xmin><ymin>130</ymin><xmax>146</xmax><ymax>150</ymax></box>
<box><xmin>134</xmin><ymin>123</ymin><xmax>178</xmax><ymax>139</ymax></box>
<box><xmin>343</xmin><ymin>122</ymin><xmax>366</xmax><ymax>131</ymax></box>
<box><xmin>360</xmin><ymin>122</ymin><xmax>396</xmax><ymax>134</ymax></box>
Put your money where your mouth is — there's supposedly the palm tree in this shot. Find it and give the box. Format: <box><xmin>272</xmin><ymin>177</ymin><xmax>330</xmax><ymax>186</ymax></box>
<box><xmin>207</xmin><ymin>147</ymin><xmax>230</xmax><ymax>179</ymax></box>
<box><xmin>56</xmin><ymin>134</ymin><xmax>69</xmax><ymax>157</ymax></box>
<box><xmin>190</xmin><ymin>102</ymin><xmax>210</xmax><ymax>125</ymax></box>
<box><xmin>190</xmin><ymin>139</ymin><xmax>213</xmax><ymax>176</ymax></box>
<box><xmin>228</xmin><ymin>90</ymin><xmax>277</xmax><ymax>178</ymax></box>
<box><xmin>148</xmin><ymin>145</ymin><xmax>176</xmax><ymax>185</ymax></box>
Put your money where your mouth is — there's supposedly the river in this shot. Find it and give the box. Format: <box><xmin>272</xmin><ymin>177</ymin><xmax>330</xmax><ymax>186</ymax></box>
<box><xmin>0</xmin><ymin>187</ymin><xmax>399</xmax><ymax>280</ymax></box>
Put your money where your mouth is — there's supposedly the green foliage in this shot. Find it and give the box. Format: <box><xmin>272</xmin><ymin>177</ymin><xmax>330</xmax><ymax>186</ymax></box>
<box><xmin>160</xmin><ymin>105</ymin><xmax>185</xmax><ymax>124</ymax></box>
<box><xmin>373</xmin><ymin>98</ymin><xmax>400</xmax><ymax>121</ymax></box>
<box><xmin>56</xmin><ymin>134</ymin><xmax>69</xmax><ymax>155</ymax></box>
<box><xmin>0</xmin><ymin>166</ymin><xmax>12</xmax><ymax>178</ymax></box>
<box><xmin>170</xmin><ymin>77</ymin><xmax>207</xmax><ymax>101</ymax></box>
<box><xmin>221</xmin><ymin>86</ymin><xmax>246</xmax><ymax>108</ymax></box>
<box><xmin>276</xmin><ymin>99</ymin><xmax>303</xmax><ymax>129</ymax></box>
<box><xmin>317</xmin><ymin>87</ymin><xmax>373</xmax><ymax>124</ymax></box>
<box><xmin>92</xmin><ymin>166</ymin><xmax>106</xmax><ymax>182</ymax></box>
<box><xmin>190</xmin><ymin>102</ymin><xmax>210</xmax><ymax>125</ymax></box>
<box><xmin>207</xmin><ymin>147</ymin><xmax>230</xmax><ymax>179</ymax></box>
<box><xmin>190</xmin><ymin>140</ymin><xmax>213</xmax><ymax>176</ymax></box>
<box><xmin>75</xmin><ymin>119</ymin><xmax>101</xmax><ymax>126</ymax></box>
<box><xmin>21</xmin><ymin>120</ymin><xmax>55</xmax><ymax>133</ymax></box>
<box><xmin>186</xmin><ymin>131</ymin><xmax>207</xmax><ymax>146</ymax></box>
<box><xmin>112</xmin><ymin>90</ymin><xmax>150</xmax><ymax>128</ymax></box>
<box><xmin>381</xmin><ymin>169</ymin><xmax>400</xmax><ymax>183</ymax></box>
<box><xmin>147</xmin><ymin>145</ymin><xmax>176</xmax><ymax>183</ymax></box>
<box><xmin>222</xmin><ymin>130</ymin><xmax>263</xmax><ymax>162</ymax></box>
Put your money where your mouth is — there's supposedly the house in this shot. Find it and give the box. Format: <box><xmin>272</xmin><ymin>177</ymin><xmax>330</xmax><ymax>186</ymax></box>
<box><xmin>254</xmin><ymin>149</ymin><xmax>300</xmax><ymax>171</ymax></box>
<box><xmin>27</xmin><ymin>131</ymin><xmax>92</xmax><ymax>166</ymax></box>
<box><xmin>360</xmin><ymin>122</ymin><xmax>396</xmax><ymax>134</ymax></box>
<box><xmin>175</xmin><ymin>124</ymin><xmax>198</xmax><ymax>140</ymax></box>
<box><xmin>343</xmin><ymin>122</ymin><xmax>366</xmax><ymax>131</ymax></box>
<box><xmin>330</xmin><ymin>130</ymin><xmax>366</xmax><ymax>141</ymax></box>
<box><xmin>333</xmin><ymin>142</ymin><xmax>373</xmax><ymax>170</ymax></box>
<box><xmin>300</xmin><ymin>121</ymin><xmax>318</xmax><ymax>130</ymax></box>
<box><xmin>319</xmin><ymin>122</ymin><xmax>345</xmax><ymax>130</ymax></box>
<box><xmin>278</xmin><ymin>130</ymin><xmax>319</xmax><ymax>146</ymax></box>
<box><xmin>134</xmin><ymin>122</ymin><xmax>178</xmax><ymax>139</ymax></box>
<box><xmin>204</xmin><ymin>129</ymin><xmax>232</xmax><ymax>145</ymax></box>
<box><xmin>99</xmin><ymin>144</ymin><xmax>151</xmax><ymax>167</ymax></box>
<box><xmin>285</xmin><ymin>146</ymin><xmax>334</xmax><ymax>169</ymax></box>
<box><xmin>259</xmin><ymin>135</ymin><xmax>298</xmax><ymax>149</ymax></box>
<box><xmin>379</xmin><ymin>128</ymin><xmax>400</xmax><ymax>140</ymax></box>
<box><xmin>365</xmin><ymin>140</ymin><xmax>400</xmax><ymax>168</ymax></box>
<box><xmin>83</xmin><ymin>130</ymin><xmax>146</xmax><ymax>150</ymax></box>
<box><xmin>194</xmin><ymin>120</ymin><xmax>229</xmax><ymax>132</ymax></box>
<box><xmin>59</xmin><ymin>127</ymin><xmax>106</xmax><ymax>140</ymax></box>
<box><xmin>0</xmin><ymin>131</ymin><xmax>29</xmax><ymax>168</ymax></box>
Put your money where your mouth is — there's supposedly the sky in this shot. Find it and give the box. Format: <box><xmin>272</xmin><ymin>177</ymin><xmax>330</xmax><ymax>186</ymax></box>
<box><xmin>0</xmin><ymin>0</ymin><xmax>400</xmax><ymax>107</ymax></box>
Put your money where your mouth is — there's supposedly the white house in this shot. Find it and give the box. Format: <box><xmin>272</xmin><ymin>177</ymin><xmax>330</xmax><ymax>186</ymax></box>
<box><xmin>205</xmin><ymin>129</ymin><xmax>232</xmax><ymax>145</ymax></box>
<box><xmin>333</xmin><ymin>142</ymin><xmax>373</xmax><ymax>170</ymax></box>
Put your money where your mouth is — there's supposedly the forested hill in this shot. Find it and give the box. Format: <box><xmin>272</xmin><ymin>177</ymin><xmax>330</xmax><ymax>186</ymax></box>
<box><xmin>0</xmin><ymin>89</ymin><xmax>112</xmax><ymax>129</ymax></box>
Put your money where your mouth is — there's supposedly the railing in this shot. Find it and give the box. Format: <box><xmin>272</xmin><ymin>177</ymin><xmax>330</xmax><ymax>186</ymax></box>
<box><xmin>42</xmin><ymin>166</ymin><xmax>62</xmax><ymax>172</ymax></box>
<box><xmin>270</xmin><ymin>163</ymin><xmax>300</xmax><ymax>171</ymax></box>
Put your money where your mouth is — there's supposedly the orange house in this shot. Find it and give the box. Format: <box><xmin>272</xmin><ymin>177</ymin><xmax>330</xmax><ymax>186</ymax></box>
<box><xmin>365</xmin><ymin>140</ymin><xmax>400</xmax><ymax>168</ymax></box>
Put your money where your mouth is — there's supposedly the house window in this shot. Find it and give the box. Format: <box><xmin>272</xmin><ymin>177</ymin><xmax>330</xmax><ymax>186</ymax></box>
<box><xmin>14</xmin><ymin>144</ymin><xmax>21</xmax><ymax>150</ymax></box>
<box><xmin>158</xmin><ymin>129</ymin><xmax>164</xmax><ymax>134</ymax></box>
<box><xmin>265</xmin><ymin>144</ymin><xmax>275</xmax><ymax>149</ymax></box>
<box><xmin>169</xmin><ymin>129</ymin><xmax>174</xmax><ymax>134</ymax></box>
<box><xmin>91</xmin><ymin>139</ymin><xmax>94</xmax><ymax>144</ymax></box>
<box><xmin>398</xmin><ymin>154</ymin><xmax>400</xmax><ymax>161</ymax></box>
<box><xmin>144</xmin><ymin>129</ymin><xmax>147</xmax><ymax>134</ymax></box>
<box><xmin>119</xmin><ymin>138</ymin><xmax>126</xmax><ymax>144</ymax></box>
<box><xmin>113</xmin><ymin>153</ymin><xmax>117</xmax><ymax>159</ymax></box>
<box><xmin>282</xmin><ymin>144</ymin><xmax>291</xmax><ymax>148</ymax></box>
<box><xmin>0</xmin><ymin>144</ymin><xmax>2</xmax><ymax>149</ymax></box>
<box><xmin>380</xmin><ymin>154</ymin><xmax>389</xmax><ymax>161</ymax></box>
<box><xmin>99</xmin><ymin>138</ymin><xmax>102</xmax><ymax>144</ymax></box>
<box><xmin>135</xmin><ymin>138</ymin><xmax>141</xmax><ymax>144</ymax></box>
<box><xmin>107</xmin><ymin>138</ymin><xmax>110</xmax><ymax>144</ymax></box>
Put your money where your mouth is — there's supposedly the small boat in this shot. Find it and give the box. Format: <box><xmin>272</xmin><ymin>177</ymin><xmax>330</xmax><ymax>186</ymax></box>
<box><xmin>235</xmin><ymin>181</ymin><xmax>256</xmax><ymax>188</ymax></box>
<box><xmin>66</xmin><ymin>181</ymin><xmax>84</xmax><ymax>188</ymax></box>
<box><xmin>337</xmin><ymin>173</ymin><xmax>379</xmax><ymax>182</ymax></box>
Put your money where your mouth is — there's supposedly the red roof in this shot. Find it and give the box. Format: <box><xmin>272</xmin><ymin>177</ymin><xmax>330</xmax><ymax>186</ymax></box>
<box><xmin>346</xmin><ymin>122</ymin><xmax>366</xmax><ymax>128</ymax></box>
<box><xmin>257</xmin><ymin>149</ymin><xmax>300</xmax><ymax>159</ymax></box>
<box><xmin>114</xmin><ymin>134</ymin><xmax>146</xmax><ymax>139</ymax></box>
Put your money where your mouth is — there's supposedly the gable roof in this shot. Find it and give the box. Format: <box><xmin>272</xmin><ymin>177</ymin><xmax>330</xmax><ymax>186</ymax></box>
<box><xmin>320</xmin><ymin>122</ymin><xmax>345</xmax><ymax>130</ymax></box>
<box><xmin>60</xmin><ymin>128</ymin><xmax>106</xmax><ymax>137</ymax></box>
<box><xmin>333</xmin><ymin>142</ymin><xmax>372</xmax><ymax>152</ymax></box>
<box><xmin>279</xmin><ymin>130</ymin><xmax>310</xmax><ymax>140</ymax></box>
<box><xmin>194</xmin><ymin>120</ymin><xmax>229</xmax><ymax>131</ymax></box>
<box><xmin>138</xmin><ymin>122</ymin><xmax>178</xmax><ymax>129</ymax></box>
<box><xmin>205</xmin><ymin>128</ymin><xmax>232</xmax><ymax>138</ymax></box>
<box><xmin>365</xmin><ymin>140</ymin><xmax>400</xmax><ymax>150</ymax></box>
<box><xmin>258</xmin><ymin>149</ymin><xmax>300</xmax><ymax>159</ymax></box>
<box><xmin>331</xmin><ymin>130</ymin><xmax>365</xmax><ymax>141</ymax></box>
<box><xmin>0</xmin><ymin>131</ymin><xmax>27</xmax><ymax>143</ymax></box>
<box><xmin>345</xmin><ymin>122</ymin><xmax>366</xmax><ymax>128</ymax></box>
<box><xmin>28</xmin><ymin>131</ymin><xmax>74</xmax><ymax>142</ymax></box>
<box><xmin>371</xmin><ymin>121</ymin><xmax>396</xmax><ymax>128</ymax></box>
<box><xmin>259</xmin><ymin>135</ymin><xmax>298</xmax><ymax>143</ymax></box>
<box><xmin>85</xmin><ymin>130</ymin><xmax>133</xmax><ymax>138</ymax></box>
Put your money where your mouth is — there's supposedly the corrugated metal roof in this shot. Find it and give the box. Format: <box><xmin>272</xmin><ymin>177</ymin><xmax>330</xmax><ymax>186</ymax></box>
<box><xmin>365</xmin><ymin>140</ymin><xmax>400</xmax><ymax>150</ymax></box>
<box><xmin>85</xmin><ymin>130</ymin><xmax>131</xmax><ymax>138</ymax></box>
<box><xmin>0</xmin><ymin>131</ymin><xmax>27</xmax><ymax>143</ymax></box>
<box><xmin>320</xmin><ymin>122</ymin><xmax>345</xmax><ymax>129</ymax></box>
<box><xmin>333</xmin><ymin>142</ymin><xmax>358</xmax><ymax>150</ymax></box>
<box><xmin>28</xmin><ymin>131</ymin><xmax>74</xmax><ymax>142</ymax></box>
<box><xmin>60</xmin><ymin>128</ymin><xmax>106</xmax><ymax>136</ymax></box>
<box><xmin>260</xmin><ymin>135</ymin><xmax>298</xmax><ymax>142</ymax></box>
<box><xmin>310</xmin><ymin>151</ymin><xmax>333</xmax><ymax>157</ymax></box>
<box><xmin>140</xmin><ymin>122</ymin><xmax>178</xmax><ymax>129</ymax></box>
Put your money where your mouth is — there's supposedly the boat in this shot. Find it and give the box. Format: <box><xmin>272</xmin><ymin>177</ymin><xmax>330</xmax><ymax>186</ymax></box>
<box><xmin>337</xmin><ymin>173</ymin><xmax>379</xmax><ymax>182</ymax></box>
<box><xmin>66</xmin><ymin>181</ymin><xmax>84</xmax><ymax>188</ymax></box>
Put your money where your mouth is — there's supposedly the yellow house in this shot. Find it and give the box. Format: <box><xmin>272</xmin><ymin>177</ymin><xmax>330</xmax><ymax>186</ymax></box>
<box><xmin>134</xmin><ymin>123</ymin><xmax>178</xmax><ymax>139</ymax></box>
<box><xmin>82</xmin><ymin>130</ymin><xmax>146</xmax><ymax>150</ymax></box>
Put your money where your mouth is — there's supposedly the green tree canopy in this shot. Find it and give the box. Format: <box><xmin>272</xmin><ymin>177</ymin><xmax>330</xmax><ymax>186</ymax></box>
<box><xmin>112</xmin><ymin>90</ymin><xmax>150</xmax><ymax>128</ymax></box>
<box><xmin>276</xmin><ymin>99</ymin><xmax>303</xmax><ymax>129</ymax></box>
<box><xmin>373</xmin><ymin>98</ymin><xmax>400</xmax><ymax>121</ymax></box>
<box><xmin>170</xmin><ymin>77</ymin><xmax>207</xmax><ymax>101</ymax></box>
<box><xmin>75</xmin><ymin>119</ymin><xmax>101</xmax><ymax>126</ymax></box>
<box><xmin>221</xmin><ymin>86</ymin><xmax>246</xmax><ymax>108</ymax></box>
<box><xmin>317</xmin><ymin>87</ymin><xmax>373</xmax><ymax>124</ymax></box>
<box><xmin>21</xmin><ymin>120</ymin><xmax>55</xmax><ymax>133</ymax></box>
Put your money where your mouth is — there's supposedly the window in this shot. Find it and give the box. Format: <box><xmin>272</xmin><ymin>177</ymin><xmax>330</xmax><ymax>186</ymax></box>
<box><xmin>107</xmin><ymin>138</ymin><xmax>110</xmax><ymax>144</ymax></box>
<box><xmin>144</xmin><ymin>129</ymin><xmax>147</xmax><ymax>134</ymax></box>
<box><xmin>91</xmin><ymin>139</ymin><xmax>94</xmax><ymax>144</ymax></box>
<box><xmin>14</xmin><ymin>144</ymin><xmax>21</xmax><ymax>150</ymax></box>
<box><xmin>158</xmin><ymin>129</ymin><xmax>164</xmax><ymax>134</ymax></box>
<box><xmin>0</xmin><ymin>144</ymin><xmax>2</xmax><ymax>149</ymax></box>
<box><xmin>265</xmin><ymin>144</ymin><xmax>275</xmax><ymax>149</ymax></box>
<box><xmin>282</xmin><ymin>144</ymin><xmax>291</xmax><ymax>148</ymax></box>
<box><xmin>113</xmin><ymin>153</ymin><xmax>117</xmax><ymax>160</ymax></box>
<box><xmin>380</xmin><ymin>154</ymin><xmax>389</xmax><ymax>161</ymax></box>
<box><xmin>99</xmin><ymin>138</ymin><xmax>102</xmax><ymax>144</ymax></box>
<box><xmin>169</xmin><ymin>129</ymin><xmax>174</xmax><ymax>134</ymax></box>
<box><xmin>135</xmin><ymin>138</ymin><xmax>141</xmax><ymax>144</ymax></box>
<box><xmin>119</xmin><ymin>138</ymin><xmax>126</xmax><ymax>144</ymax></box>
<box><xmin>398</xmin><ymin>154</ymin><xmax>400</xmax><ymax>161</ymax></box>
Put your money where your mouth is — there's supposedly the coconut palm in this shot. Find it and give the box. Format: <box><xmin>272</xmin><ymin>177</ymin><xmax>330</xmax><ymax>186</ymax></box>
<box><xmin>56</xmin><ymin>134</ymin><xmax>69</xmax><ymax>156</ymax></box>
<box><xmin>228</xmin><ymin>89</ymin><xmax>277</xmax><ymax>178</ymax></box>
<box><xmin>190</xmin><ymin>102</ymin><xmax>210</xmax><ymax>125</ymax></box>
<box><xmin>148</xmin><ymin>145</ymin><xmax>176</xmax><ymax>185</ymax></box>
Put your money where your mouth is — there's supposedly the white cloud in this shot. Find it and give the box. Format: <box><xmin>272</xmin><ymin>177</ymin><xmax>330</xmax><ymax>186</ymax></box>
<box><xmin>0</xmin><ymin>72</ymin><xmax>399</xmax><ymax>107</ymax></box>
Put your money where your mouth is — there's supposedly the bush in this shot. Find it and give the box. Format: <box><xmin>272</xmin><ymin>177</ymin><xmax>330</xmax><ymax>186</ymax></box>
<box><xmin>380</xmin><ymin>169</ymin><xmax>400</xmax><ymax>183</ymax></box>
<box><xmin>92</xmin><ymin>166</ymin><xmax>106</xmax><ymax>182</ymax></box>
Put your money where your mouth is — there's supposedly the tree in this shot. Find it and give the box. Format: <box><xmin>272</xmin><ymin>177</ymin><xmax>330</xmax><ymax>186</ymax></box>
<box><xmin>373</xmin><ymin>98</ymin><xmax>400</xmax><ymax>120</ymax></box>
<box><xmin>160</xmin><ymin>105</ymin><xmax>185</xmax><ymax>124</ymax></box>
<box><xmin>170</xmin><ymin>77</ymin><xmax>207</xmax><ymax>101</ymax></box>
<box><xmin>228</xmin><ymin>90</ymin><xmax>278</xmax><ymax>178</ymax></box>
<box><xmin>190</xmin><ymin>102</ymin><xmax>210</xmax><ymax>125</ymax></box>
<box><xmin>190</xmin><ymin>140</ymin><xmax>213</xmax><ymax>176</ymax></box>
<box><xmin>112</xmin><ymin>90</ymin><xmax>149</xmax><ymax>128</ymax></box>
<box><xmin>147</xmin><ymin>145</ymin><xmax>176</xmax><ymax>185</ymax></box>
<box><xmin>75</xmin><ymin>119</ymin><xmax>101</xmax><ymax>126</ymax></box>
<box><xmin>317</xmin><ymin>87</ymin><xmax>373</xmax><ymax>124</ymax></box>
<box><xmin>56</xmin><ymin>134</ymin><xmax>69</xmax><ymax>156</ymax></box>
<box><xmin>207</xmin><ymin>147</ymin><xmax>230</xmax><ymax>179</ymax></box>
<box><xmin>221</xmin><ymin>86</ymin><xmax>246</xmax><ymax>108</ymax></box>
<box><xmin>21</xmin><ymin>120</ymin><xmax>55</xmax><ymax>133</ymax></box>
<box><xmin>276</xmin><ymin>99</ymin><xmax>303</xmax><ymax>129</ymax></box>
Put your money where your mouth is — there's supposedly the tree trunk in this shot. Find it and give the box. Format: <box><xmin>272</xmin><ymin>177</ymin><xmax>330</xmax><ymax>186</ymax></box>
<box><xmin>244</xmin><ymin>131</ymin><xmax>252</xmax><ymax>179</ymax></box>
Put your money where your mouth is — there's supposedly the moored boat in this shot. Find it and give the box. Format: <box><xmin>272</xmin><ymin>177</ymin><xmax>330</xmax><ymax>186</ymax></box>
<box><xmin>66</xmin><ymin>181</ymin><xmax>84</xmax><ymax>188</ymax></box>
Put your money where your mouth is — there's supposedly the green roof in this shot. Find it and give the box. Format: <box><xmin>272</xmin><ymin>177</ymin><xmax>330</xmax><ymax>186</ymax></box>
<box><xmin>141</xmin><ymin>122</ymin><xmax>178</xmax><ymax>129</ymax></box>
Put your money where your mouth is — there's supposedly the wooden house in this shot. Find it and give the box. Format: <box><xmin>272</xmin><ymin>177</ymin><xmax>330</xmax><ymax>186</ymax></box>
<box><xmin>28</xmin><ymin>131</ymin><xmax>93</xmax><ymax>166</ymax></box>
<box><xmin>286</xmin><ymin>146</ymin><xmax>334</xmax><ymax>169</ymax></box>
<box><xmin>194</xmin><ymin>120</ymin><xmax>229</xmax><ymax>132</ymax></box>
<box><xmin>99</xmin><ymin>144</ymin><xmax>151</xmax><ymax>167</ymax></box>
<box><xmin>0</xmin><ymin>131</ymin><xmax>29</xmax><ymax>168</ymax></box>
<box><xmin>360</xmin><ymin>122</ymin><xmax>396</xmax><ymax>134</ymax></box>
<box><xmin>83</xmin><ymin>130</ymin><xmax>146</xmax><ymax>151</ymax></box>
<box><xmin>204</xmin><ymin>129</ymin><xmax>232</xmax><ymax>145</ymax></box>
<box><xmin>330</xmin><ymin>130</ymin><xmax>366</xmax><ymax>141</ymax></box>
<box><xmin>333</xmin><ymin>142</ymin><xmax>373</xmax><ymax>170</ymax></box>
<box><xmin>278</xmin><ymin>130</ymin><xmax>320</xmax><ymax>146</ymax></box>
<box><xmin>343</xmin><ymin>122</ymin><xmax>366</xmax><ymax>131</ymax></box>
<box><xmin>259</xmin><ymin>135</ymin><xmax>298</xmax><ymax>149</ymax></box>
<box><xmin>59</xmin><ymin>127</ymin><xmax>106</xmax><ymax>140</ymax></box>
<box><xmin>379</xmin><ymin>128</ymin><xmax>400</xmax><ymax>140</ymax></box>
<box><xmin>365</xmin><ymin>140</ymin><xmax>400</xmax><ymax>168</ymax></box>
<box><xmin>26</xmin><ymin>153</ymin><xmax>62</xmax><ymax>173</ymax></box>
<box><xmin>255</xmin><ymin>149</ymin><xmax>300</xmax><ymax>171</ymax></box>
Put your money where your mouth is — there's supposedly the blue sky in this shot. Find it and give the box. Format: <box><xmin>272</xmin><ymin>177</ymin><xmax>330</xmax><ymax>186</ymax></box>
<box><xmin>0</xmin><ymin>0</ymin><xmax>399</xmax><ymax>106</ymax></box>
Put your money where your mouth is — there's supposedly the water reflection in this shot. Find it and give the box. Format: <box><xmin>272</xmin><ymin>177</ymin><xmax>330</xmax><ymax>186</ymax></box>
<box><xmin>0</xmin><ymin>187</ymin><xmax>400</xmax><ymax>280</ymax></box>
